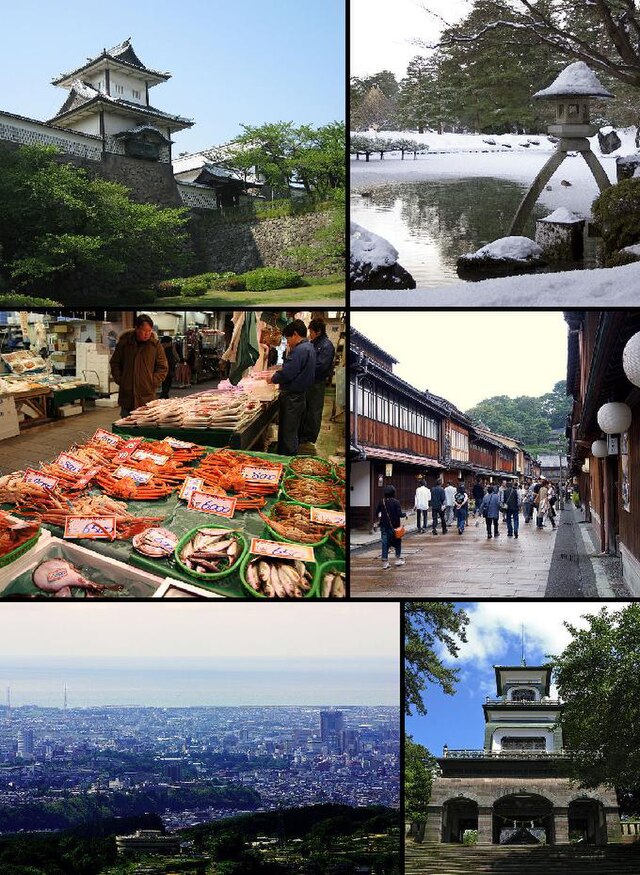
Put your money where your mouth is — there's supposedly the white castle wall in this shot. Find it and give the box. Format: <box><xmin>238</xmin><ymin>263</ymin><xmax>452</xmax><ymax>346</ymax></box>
<box><xmin>0</xmin><ymin>111</ymin><xmax>103</xmax><ymax>160</ymax></box>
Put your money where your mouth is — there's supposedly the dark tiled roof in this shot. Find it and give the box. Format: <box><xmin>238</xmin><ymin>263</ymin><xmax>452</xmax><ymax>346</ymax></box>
<box><xmin>52</xmin><ymin>39</ymin><xmax>170</xmax><ymax>85</ymax></box>
<box><xmin>50</xmin><ymin>83</ymin><xmax>192</xmax><ymax>128</ymax></box>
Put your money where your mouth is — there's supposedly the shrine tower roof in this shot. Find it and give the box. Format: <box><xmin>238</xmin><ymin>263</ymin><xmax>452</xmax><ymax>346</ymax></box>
<box><xmin>494</xmin><ymin>665</ymin><xmax>553</xmax><ymax>697</ymax></box>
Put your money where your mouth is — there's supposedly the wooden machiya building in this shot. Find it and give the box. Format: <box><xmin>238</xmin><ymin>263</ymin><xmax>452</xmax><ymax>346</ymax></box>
<box><xmin>350</xmin><ymin>329</ymin><xmax>525</xmax><ymax>529</ymax></box>
<box><xmin>565</xmin><ymin>310</ymin><xmax>640</xmax><ymax>594</ymax></box>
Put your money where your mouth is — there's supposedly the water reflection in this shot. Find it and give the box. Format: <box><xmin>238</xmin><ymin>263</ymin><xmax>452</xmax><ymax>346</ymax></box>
<box><xmin>350</xmin><ymin>177</ymin><xmax>546</xmax><ymax>287</ymax></box>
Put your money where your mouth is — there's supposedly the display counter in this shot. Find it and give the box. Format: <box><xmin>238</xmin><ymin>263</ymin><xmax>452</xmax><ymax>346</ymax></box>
<box><xmin>48</xmin><ymin>384</ymin><xmax>98</xmax><ymax>416</ymax></box>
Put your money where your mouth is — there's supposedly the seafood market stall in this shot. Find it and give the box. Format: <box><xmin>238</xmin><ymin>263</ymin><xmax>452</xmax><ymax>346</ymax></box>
<box><xmin>0</xmin><ymin>430</ymin><xmax>345</xmax><ymax>599</ymax></box>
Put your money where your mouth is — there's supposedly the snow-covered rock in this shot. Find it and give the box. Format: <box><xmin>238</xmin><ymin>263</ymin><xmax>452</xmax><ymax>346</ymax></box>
<box><xmin>457</xmin><ymin>236</ymin><xmax>545</xmax><ymax>277</ymax></box>
<box><xmin>350</xmin><ymin>222</ymin><xmax>416</xmax><ymax>290</ymax></box>
<box><xmin>598</xmin><ymin>128</ymin><xmax>622</xmax><ymax>155</ymax></box>
<box><xmin>539</xmin><ymin>208</ymin><xmax>583</xmax><ymax>224</ymax></box>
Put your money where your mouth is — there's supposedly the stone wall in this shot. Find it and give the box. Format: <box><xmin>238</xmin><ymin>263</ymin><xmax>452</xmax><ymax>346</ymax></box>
<box><xmin>189</xmin><ymin>210</ymin><xmax>336</xmax><ymax>276</ymax></box>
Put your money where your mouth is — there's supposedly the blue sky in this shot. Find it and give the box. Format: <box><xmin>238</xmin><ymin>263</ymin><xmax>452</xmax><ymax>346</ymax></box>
<box><xmin>406</xmin><ymin>602</ymin><xmax>627</xmax><ymax>755</ymax></box>
<box><xmin>0</xmin><ymin>0</ymin><xmax>344</xmax><ymax>154</ymax></box>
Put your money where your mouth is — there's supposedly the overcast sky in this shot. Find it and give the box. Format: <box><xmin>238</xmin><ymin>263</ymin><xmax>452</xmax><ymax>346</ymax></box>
<box><xmin>352</xmin><ymin>311</ymin><xmax>568</xmax><ymax>410</ymax></box>
<box><xmin>0</xmin><ymin>0</ymin><xmax>344</xmax><ymax>154</ymax></box>
<box><xmin>0</xmin><ymin>603</ymin><xmax>398</xmax><ymax>661</ymax></box>
<box><xmin>407</xmin><ymin>601</ymin><xmax>627</xmax><ymax>753</ymax></box>
<box><xmin>351</xmin><ymin>0</ymin><xmax>470</xmax><ymax>79</ymax></box>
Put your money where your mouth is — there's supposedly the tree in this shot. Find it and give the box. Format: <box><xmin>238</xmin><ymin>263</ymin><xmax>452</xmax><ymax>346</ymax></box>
<box><xmin>422</xmin><ymin>0</ymin><xmax>640</xmax><ymax>88</ymax></box>
<box><xmin>405</xmin><ymin>602</ymin><xmax>469</xmax><ymax>716</ymax></box>
<box><xmin>398</xmin><ymin>56</ymin><xmax>435</xmax><ymax>133</ymax></box>
<box><xmin>0</xmin><ymin>144</ymin><xmax>190</xmax><ymax>301</ymax></box>
<box><xmin>405</xmin><ymin>736</ymin><xmax>437</xmax><ymax>821</ymax></box>
<box><xmin>351</xmin><ymin>86</ymin><xmax>398</xmax><ymax>131</ymax></box>
<box><xmin>551</xmin><ymin>603</ymin><xmax>640</xmax><ymax>789</ymax></box>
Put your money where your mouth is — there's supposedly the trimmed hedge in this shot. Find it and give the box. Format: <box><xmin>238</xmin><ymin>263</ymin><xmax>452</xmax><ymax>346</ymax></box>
<box><xmin>243</xmin><ymin>267</ymin><xmax>303</xmax><ymax>291</ymax></box>
<box><xmin>593</xmin><ymin>178</ymin><xmax>640</xmax><ymax>254</ymax></box>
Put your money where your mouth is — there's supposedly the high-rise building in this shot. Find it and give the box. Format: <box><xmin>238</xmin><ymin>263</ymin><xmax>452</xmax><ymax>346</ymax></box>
<box><xmin>320</xmin><ymin>710</ymin><xmax>345</xmax><ymax>752</ymax></box>
<box><xmin>17</xmin><ymin>729</ymin><xmax>34</xmax><ymax>758</ymax></box>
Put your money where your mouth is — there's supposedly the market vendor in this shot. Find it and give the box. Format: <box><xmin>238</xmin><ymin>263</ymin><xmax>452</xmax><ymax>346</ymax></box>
<box><xmin>298</xmin><ymin>318</ymin><xmax>335</xmax><ymax>454</ymax></box>
<box><xmin>270</xmin><ymin>319</ymin><xmax>316</xmax><ymax>456</ymax></box>
<box><xmin>110</xmin><ymin>315</ymin><xmax>169</xmax><ymax>417</ymax></box>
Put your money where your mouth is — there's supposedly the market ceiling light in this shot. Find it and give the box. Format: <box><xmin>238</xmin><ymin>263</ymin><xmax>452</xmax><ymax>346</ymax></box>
<box><xmin>623</xmin><ymin>331</ymin><xmax>640</xmax><ymax>388</ymax></box>
<box><xmin>597</xmin><ymin>402</ymin><xmax>632</xmax><ymax>434</ymax></box>
<box><xmin>591</xmin><ymin>439</ymin><xmax>608</xmax><ymax>458</ymax></box>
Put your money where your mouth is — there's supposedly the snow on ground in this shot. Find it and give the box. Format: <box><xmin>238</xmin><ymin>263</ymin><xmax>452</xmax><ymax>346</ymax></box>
<box><xmin>351</xmin><ymin>260</ymin><xmax>640</xmax><ymax>307</ymax></box>
<box><xmin>464</xmin><ymin>236</ymin><xmax>542</xmax><ymax>261</ymax></box>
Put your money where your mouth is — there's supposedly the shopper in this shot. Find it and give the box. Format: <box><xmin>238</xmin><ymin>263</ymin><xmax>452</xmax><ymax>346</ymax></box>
<box><xmin>503</xmin><ymin>480</ymin><xmax>520</xmax><ymax>539</ymax></box>
<box><xmin>444</xmin><ymin>480</ymin><xmax>457</xmax><ymax>527</ymax></box>
<box><xmin>414</xmin><ymin>477</ymin><xmax>431</xmax><ymax>533</ymax></box>
<box><xmin>535</xmin><ymin>479</ymin><xmax>550</xmax><ymax>529</ymax></box>
<box><xmin>375</xmin><ymin>485</ymin><xmax>407</xmax><ymax>569</ymax></box>
<box><xmin>298</xmin><ymin>318</ymin><xmax>335</xmax><ymax>454</ymax></box>
<box><xmin>454</xmin><ymin>483</ymin><xmax>469</xmax><ymax>535</ymax></box>
<box><xmin>270</xmin><ymin>320</ymin><xmax>316</xmax><ymax>456</ymax></box>
<box><xmin>159</xmin><ymin>336</ymin><xmax>178</xmax><ymax>399</ymax></box>
<box><xmin>472</xmin><ymin>477</ymin><xmax>485</xmax><ymax>520</ymax></box>
<box><xmin>481</xmin><ymin>486</ymin><xmax>501</xmax><ymax>539</ymax></box>
<box><xmin>430</xmin><ymin>480</ymin><xmax>447</xmax><ymax>535</ymax></box>
<box><xmin>523</xmin><ymin>482</ymin><xmax>536</xmax><ymax>523</ymax></box>
<box><xmin>110</xmin><ymin>315</ymin><xmax>168</xmax><ymax>418</ymax></box>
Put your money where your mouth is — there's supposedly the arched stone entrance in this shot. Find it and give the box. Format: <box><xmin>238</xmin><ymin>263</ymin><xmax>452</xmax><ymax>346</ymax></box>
<box><xmin>568</xmin><ymin>797</ymin><xmax>607</xmax><ymax>845</ymax></box>
<box><xmin>493</xmin><ymin>792</ymin><xmax>553</xmax><ymax>844</ymax></box>
<box><xmin>441</xmin><ymin>797</ymin><xmax>479</xmax><ymax>843</ymax></box>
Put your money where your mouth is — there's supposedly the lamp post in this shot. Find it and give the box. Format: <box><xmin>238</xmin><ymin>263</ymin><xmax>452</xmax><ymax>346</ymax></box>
<box><xmin>510</xmin><ymin>62</ymin><xmax>613</xmax><ymax>235</ymax></box>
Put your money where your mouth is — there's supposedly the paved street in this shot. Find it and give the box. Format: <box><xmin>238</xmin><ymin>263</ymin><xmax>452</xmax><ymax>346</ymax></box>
<box><xmin>350</xmin><ymin>505</ymin><xmax>629</xmax><ymax>598</ymax></box>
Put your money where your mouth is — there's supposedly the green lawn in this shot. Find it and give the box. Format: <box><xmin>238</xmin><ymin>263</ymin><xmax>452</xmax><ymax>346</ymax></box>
<box><xmin>159</xmin><ymin>282</ymin><xmax>345</xmax><ymax>307</ymax></box>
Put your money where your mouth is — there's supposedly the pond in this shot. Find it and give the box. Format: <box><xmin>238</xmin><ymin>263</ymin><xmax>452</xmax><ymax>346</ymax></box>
<box><xmin>350</xmin><ymin>177</ymin><xmax>599</xmax><ymax>287</ymax></box>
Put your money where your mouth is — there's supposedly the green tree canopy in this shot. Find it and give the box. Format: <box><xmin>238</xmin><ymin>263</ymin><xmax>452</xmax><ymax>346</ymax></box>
<box><xmin>551</xmin><ymin>604</ymin><xmax>640</xmax><ymax>789</ymax></box>
<box><xmin>405</xmin><ymin>602</ymin><xmax>469</xmax><ymax>716</ymax></box>
<box><xmin>405</xmin><ymin>736</ymin><xmax>437</xmax><ymax>821</ymax></box>
<box><xmin>0</xmin><ymin>144</ymin><xmax>190</xmax><ymax>302</ymax></box>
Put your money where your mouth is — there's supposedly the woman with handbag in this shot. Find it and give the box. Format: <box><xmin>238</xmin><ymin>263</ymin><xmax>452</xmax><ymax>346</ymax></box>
<box><xmin>375</xmin><ymin>485</ymin><xmax>408</xmax><ymax>570</ymax></box>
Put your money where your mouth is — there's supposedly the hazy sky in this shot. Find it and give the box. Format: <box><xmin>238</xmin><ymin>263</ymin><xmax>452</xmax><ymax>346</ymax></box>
<box><xmin>351</xmin><ymin>0</ymin><xmax>470</xmax><ymax>78</ymax></box>
<box><xmin>0</xmin><ymin>0</ymin><xmax>344</xmax><ymax>153</ymax></box>
<box><xmin>352</xmin><ymin>311</ymin><xmax>568</xmax><ymax>410</ymax></box>
<box><xmin>0</xmin><ymin>603</ymin><xmax>398</xmax><ymax>661</ymax></box>
<box><xmin>407</xmin><ymin>601</ymin><xmax>627</xmax><ymax>753</ymax></box>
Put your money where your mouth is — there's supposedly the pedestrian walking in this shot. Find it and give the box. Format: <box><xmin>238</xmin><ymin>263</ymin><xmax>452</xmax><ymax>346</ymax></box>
<box><xmin>375</xmin><ymin>485</ymin><xmax>407</xmax><ymax>570</ymax></box>
<box><xmin>454</xmin><ymin>483</ymin><xmax>469</xmax><ymax>534</ymax></box>
<box><xmin>472</xmin><ymin>477</ymin><xmax>485</xmax><ymax>525</ymax></box>
<box><xmin>414</xmin><ymin>478</ymin><xmax>431</xmax><ymax>533</ymax></box>
<box><xmin>430</xmin><ymin>480</ymin><xmax>447</xmax><ymax>535</ymax></box>
<box><xmin>535</xmin><ymin>479</ymin><xmax>550</xmax><ymax>529</ymax></box>
<box><xmin>481</xmin><ymin>486</ymin><xmax>501</xmax><ymax>539</ymax></box>
<box><xmin>110</xmin><ymin>314</ymin><xmax>169</xmax><ymax>418</ymax></box>
<box><xmin>444</xmin><ymin>481</ymin><xmax>457</xmax><ymax>526</ymax></box>
<box><xmin>523</xmin><ymin>482</ymin><xmax>536</xmax><ymax>523</ymax></box>
<box><xmin>547</xmin><ymin>483</ymin><xmax>558</xmax><ymax>529</ymax></box>
<box><xmin>503</xmin><ymin>480</ymin><xmax>520</xmax><ymax>539</ymax></box>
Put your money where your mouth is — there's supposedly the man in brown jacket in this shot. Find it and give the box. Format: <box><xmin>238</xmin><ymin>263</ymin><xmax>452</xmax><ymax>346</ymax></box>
<box><xmin>110</xmin><ymin>314</ymin><xmax>169</xmax><ymax>417</ymax></box>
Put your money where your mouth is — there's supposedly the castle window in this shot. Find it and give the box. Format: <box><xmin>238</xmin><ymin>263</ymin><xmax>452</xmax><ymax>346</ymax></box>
<box><xmin>132</xmin><ymin>89</ymin><xmax>141</xmax><ymax>99</ymax></box>
<box><xmin>511</xmin><ymin>688</ymin><xmax>535</xmax><ymax>702</ymax></box>
<box><xmin>501</xmin><ymin>737</ymin><xmax>546</xmax><ymax>750</ymax></box>
<box><xmin>114</xmin><ymin>84</ymin><xmax>124</xmax><ymax>95</ymax></box>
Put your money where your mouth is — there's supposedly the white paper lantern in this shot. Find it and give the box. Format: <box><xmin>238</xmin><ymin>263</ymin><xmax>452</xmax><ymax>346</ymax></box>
<box><xmin>581</xmin><ymin>458</ymin><xmax>590</xmax><ymax>473</ymax></box>
<box><xmin>597</xmin><ymin>401</ymin><xmax>632</xmax><ymax>434</ymax></box>
<box><xmin>591</xmin><ymin>439</ymin><xmax>608</xmax><ymax>458</ymax></box>
<box><xmin>623</xmin><ymin>331</ymin><xmax>640</xmax><ymax>388</ymax></box>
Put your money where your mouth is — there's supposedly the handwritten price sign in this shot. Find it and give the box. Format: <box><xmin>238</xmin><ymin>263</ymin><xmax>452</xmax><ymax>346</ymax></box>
<box><xmin>64</xmin><ymin>515</ymin><xmax>117</xmax><ymax>540</ymax></box>
<box><xmin>75</xmin><ymin>466</ymin><xmax>102</xmax><ymax>490</ymax></box>
<box><xmin>165</xmin><ymin>437</ymin><xmax>196</xmax><ymax>449</ymax></box>
<box><xmin>112</xmin><ymin>466</ymin><xmax>153</xmax><ymax>485</ymax></box>
<box><xmin>241</xmin><ymin>464</ymin><xmax>282</xmax><ymax>484</ymax></box>
<box><xmin>131</xmin><ymin>449</ymin><xmax>170</xmax><ymax>466</ymax></box>
<box><xmin>23</xmin><ymin>468</ymin><xmax>60</xmax><ymax>491</ymax></box>
<box><xmin>92</xmin><ymin>429</ymin><xmax>120</xmax><ymax>446</ymax></box>
<box><xmin>250</xmin><ymin>537</ymin><xmax>315</xmax><ymax>563</ymax></box>
<box><xmin>179</xmin><ymin>476</ymin><xmax>204</xmax><ymax>501</ymax></box>
<box><xmin>114</xmin><ymin>438</ymin><xmax>143</xmax><ymax>461</ymax></box>
<box><xmin>55</xmin><ymin>453</ymin><xmax>86</xmax><ymax>474</ymax></box>
<box><xmin>309</xmin><ymin>507</ymin><xmax>345</xmax><ymax>527</ymax></box>
<box><xmin>188</xmin><ymin>490</ymin><xmax>236</xmax><ymax>519</ymax></box>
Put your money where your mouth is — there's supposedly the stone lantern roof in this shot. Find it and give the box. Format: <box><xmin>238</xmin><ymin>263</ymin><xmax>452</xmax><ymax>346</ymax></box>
<box><xmin>533</xmin><ymin>61</ymin><xmax>614</xmax><ymax>100</ymax></box>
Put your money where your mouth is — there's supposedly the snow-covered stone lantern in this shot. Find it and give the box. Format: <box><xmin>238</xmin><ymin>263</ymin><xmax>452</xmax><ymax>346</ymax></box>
<box><xmin>534</xmin><ymin>61</ymin><xmax>613</xmax><ymax>138</ymax></box>
<box><xmin>510</xmin><ymin>62</ymin><xmax>614</xmax><ymax>236</ymax></box>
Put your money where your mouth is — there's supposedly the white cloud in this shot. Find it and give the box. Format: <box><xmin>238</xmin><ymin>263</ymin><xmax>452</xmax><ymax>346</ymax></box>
<box><xmin>440</xmin><ymin>601</ymin><xmax>627</xmax><ymax>669</ymax></box>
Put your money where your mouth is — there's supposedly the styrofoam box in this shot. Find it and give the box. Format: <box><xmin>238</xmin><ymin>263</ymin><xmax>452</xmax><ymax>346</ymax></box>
<box><xmin>95</xmin><ymin>397</ymin><xmax>119</xmax><ymax>408</ymax></box>
<box><xmin>0</xmin><ymin>536</ymin><xmax>162</xmax><ymax>597</ymax></box>
<box><xmin>153</xmin><ymin>578</ymin><xmax>224</xmax><ymax>599</ymax></box>
<box><xmin>59</xmin><ymin>404</ymin><xmax>83</xmax><ymax>417</ymax></box>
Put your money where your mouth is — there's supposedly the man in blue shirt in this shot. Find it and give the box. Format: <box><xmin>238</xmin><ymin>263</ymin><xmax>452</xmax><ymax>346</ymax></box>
<box><xmin>299</xmin><ymin>318</ymin><xmax>335</xmax><ymax>454</ymax></box>
<box><xmin>270</xmin><ymin>319</ymin><xmax>316</xmax><ymax>456</ymax></box>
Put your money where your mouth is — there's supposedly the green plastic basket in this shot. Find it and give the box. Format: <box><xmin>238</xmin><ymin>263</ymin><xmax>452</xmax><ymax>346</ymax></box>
<box><xmin>0</xmin><ymin>532</ymin><xmax>41</xmax><ymax>569</ymax></box>
<box><xmin>173</xmin><ymin>525</ymin><xmax>248</xmax><ymax>582</ymax></box>
<box><xmin>239</xmin><ymin>551</ymin><xmax>317</xmax><ymax>599</ymax></box>
<box><xmin>286</xmin><ymin>456</ymin><xmax>333</xmax><ymax>479</ymax></box>
<box><xmin>262</xmin><ymin>500</ymin><xmax>330</xmax><ymax>549</ymax></box>
<box><xmin>279</xmin><ymin>474</ymin><xmax>337</xmax><ymax>509</ymax></box>
<box><xmin>331</xmin><ymin>462</ymin><xmax>346</xmax><ymax>484</ymax></box>
<box><xmin>315</xmin><ymin>559</ymin><xmax>346</xmax><ymax>599</ymax></box>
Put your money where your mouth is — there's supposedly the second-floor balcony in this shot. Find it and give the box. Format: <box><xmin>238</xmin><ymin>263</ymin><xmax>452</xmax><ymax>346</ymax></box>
<box><xmin>441</xmin><ymin>748</ymin><xmax>568</xmax><ymax>759</ymax></box>
<box><xmin>484</xmin><ymin>697</ymin><xmax>562</xmax><ymax>705</ymax></box>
